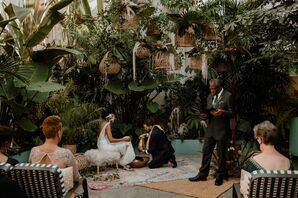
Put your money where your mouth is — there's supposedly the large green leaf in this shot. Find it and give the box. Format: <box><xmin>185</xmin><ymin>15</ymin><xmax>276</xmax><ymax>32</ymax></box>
<box><xmin>31</xmin><ymin>92</ymin><xmax>49</xmax><ymax>103</ymax></box>
<box><xmin>16</xmin><ymin>118</ymin><xmax>38</xmax><ymax>132</ymax></box>
<box><xmin>4</xmin><ymin>4</ymin><xmax>24</xmax><ymax>55</ymax></box>
<box><xmin>0</xmin><ymin>78</ymin><xmax>19</xmax><ymax>100</ymax></box>
<box><xmin>5</xmin><ymin>100</ymin><xmax>29</xmax><ymax>116</ymax></box>
<box><xmin>81</xmin><ymin>0</ymin><xmax>92</xmax><ymax>17</ymax></box>
<box><xmin>50</xmin><ymin>0</ymin><xmax>74</xmax><ymax>11</ymax></box>
<box><xmin>128</xmin><ymin>79</ymin><xmax>159</xmax><ymax>92</ymax></box>
<box><xmin>26</xmin><ymin>81</ymin><xmax>65</xmax><ymax>92</ymax></box>
<box><xmin>0</xmin><ymin>17</ymin><xmax>17</xmax><ymax>28</ymax></box>
<box><xmin>25</xmin><ymin>10</ymin><xmax>64</xmax><ymax>47</ymax></box>
<box><xmin>31</xmin><ymin>47</ymin><xmax>83</xmax><ymax>63</ymax></box>
<box><xmin>14</xmin><ymin>62</ymin><xmax>49</xmax><ymax>87</ymax></box>
<box><xmin>146</xmin><ymin>101</ymin><xmax>159</xmax><ymax>113</ymax></box>
<box><xmin>128</xmin><ymin>81</ymin><xmax>145</xmax><ymax>92</ymax></box>
<box><xmin>141</xmin><ymin>79</ymin><xmax>159</xmax><ymax>89</ymax></box>
<box><xmin>104</xmin><ymin>80</ymin><xmax>127</xmax><ymax>95</ymax></box>
<box><xmin>11</xmin><ymin>4</ymin><xmax>31</xmax><ymax>22</ymax></box>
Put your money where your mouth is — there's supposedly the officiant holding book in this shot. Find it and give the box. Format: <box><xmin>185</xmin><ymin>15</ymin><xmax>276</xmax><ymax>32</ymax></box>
<box><xmin>189</xmin><ymin>78</ymin><xmax>233</xmax><ymax>186</ymax></box>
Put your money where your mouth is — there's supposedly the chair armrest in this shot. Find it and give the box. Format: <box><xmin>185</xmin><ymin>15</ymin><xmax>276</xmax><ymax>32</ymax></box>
<box><xmin>232</xmin><ymin>183</ymin><xmax>242</xmax><ymax>198</ymax></box>
<box><xmin>71</xmin><ymin>177</ymin><xmax>89</xmax><ymax>198</ymax></box>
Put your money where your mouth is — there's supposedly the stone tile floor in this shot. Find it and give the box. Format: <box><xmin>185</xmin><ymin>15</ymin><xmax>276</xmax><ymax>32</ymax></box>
<box><xmin>85</xmin><ymin>154</ymin><xmax>298</xmax><ymax>198</ymax></box>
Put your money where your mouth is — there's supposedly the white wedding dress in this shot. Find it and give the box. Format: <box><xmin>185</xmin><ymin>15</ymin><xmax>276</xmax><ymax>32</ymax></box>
<box><xmin>97</xmin><ymin>122</ymin><xmax>135</xmax><ymax>166</ymax></box>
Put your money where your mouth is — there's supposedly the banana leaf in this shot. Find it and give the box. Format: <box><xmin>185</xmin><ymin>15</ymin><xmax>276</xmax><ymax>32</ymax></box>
<box><xmin>4</xmin><ymin>4</ymin><xmax>24</xmax><ymax>55</ymax></box>
<box><xmin>81</xmin><ymin>0</ymin><xmax>92</xmax><ymax>17</ymax></box>
<box><xmin>16</xmin><ymin>117</ymin><xmax>38</xmax><ymax>132</ymax></box>
<box><xmin>0</xmin><ymin>79</ymin><xmax>19</xmax><ymax>100</ymax></box>
<box><xmin>31</xmin><ymin>47</ymin><xmax>83</xmax><ymax>62</ymax></box>
<box><xmin>0</xmin><ymin>17</ymin><xmax>16</xmax><ymax>28</ymax></box>
<box><xmin>14</xmin><ymin>62</ymin><xmax>49</xmax><ymax>88</ymax></box>
<box><xmin>31</xmin><ymin>92</ymin><xmax>49</xmax><ymax>103</ymax></box>
<box><xmin>50</xmin><ymin>0</ymin><xmax>74</xmax><ymax>11</ymax></box>
<box><xmin>25</xmin><ymin>10</ymin><xmax>64</xmax><ymax>47</ymax></box>
<box><xmin>10</xmin><ymin>4</ymin><xmax>31</xmax><ymax>22</ymax></box>
<box><xmin>5</xmin><ymin>100</ymin><xmax>29</xmax><ymax>115</ymax></box>
<box><xmin>26</xmin><ymin>81</ymin><xmax>65</xmax><ymax>92</ymax></box>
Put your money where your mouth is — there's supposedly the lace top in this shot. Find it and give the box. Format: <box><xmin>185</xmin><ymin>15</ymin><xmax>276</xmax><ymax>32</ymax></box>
<box><xmin>29</xmin><ymin>146</ymin><xmax>81</xmax><ymax>182</ymax></box>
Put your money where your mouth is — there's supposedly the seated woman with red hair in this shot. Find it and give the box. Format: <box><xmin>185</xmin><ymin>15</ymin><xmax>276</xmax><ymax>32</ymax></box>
<box><xmin>29</xmin><ymin>115</ymin><xmax>83</xmax><ymax>195</ymax></box>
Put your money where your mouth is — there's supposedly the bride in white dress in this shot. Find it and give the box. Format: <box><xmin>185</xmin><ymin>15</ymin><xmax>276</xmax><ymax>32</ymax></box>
<box><xmin>97</xmin><ymin>113</ymin><xmax>135</xmax><ymax>170</ymax></box>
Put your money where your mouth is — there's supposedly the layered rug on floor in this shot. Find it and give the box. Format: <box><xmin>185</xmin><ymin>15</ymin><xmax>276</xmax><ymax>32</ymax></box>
<box><xmin>85</xmin><ymin>155</ymin><xmax>201</xmax><ymax>190</ymax></box>
<box><xmin>139</xmin><ymin>177</ymin><xmax>240</xmax><ymax>198</ymax></box>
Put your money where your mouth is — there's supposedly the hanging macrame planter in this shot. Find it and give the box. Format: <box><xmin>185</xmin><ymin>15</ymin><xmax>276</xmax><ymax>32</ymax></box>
<box><xmin>175</xmin><ymin>26</ymin><xmax>195</xmax><ymax>47</ymax></box>
<box><xmin>147</xmin><ymin>22</ymin><xmax>161</xmax><ymax>36</ymax></box>
<box><xmin>132</xmin><ymin>42</ymin><xmax>151</xmax><ymax>81</ymax></box>
<box><xmin>99</xmin><ymin>52</ymin><xmax>121</xmax><ymax>75</ymax></box>
<box><xmin>135</xmin><ymin>42</ymin><xmax>151</xmax><ymax>58</ymax></box>
<box><xmin>175</xmin><ymin>33</ymin><xmax>194</xmax><ymax>47</ymax></box>
<box><xmin>205</xmin><ymin>23</ymin><xmax>220</xmax><ymax>41</ymax></box>
<box><xmin>154</xmin><ymin>51</ymin><xmax>178</xmax><ymax>71</ymax></box>
<box><xmin>121</xmin><ymin>6</ymin><xmax>138</xmax><ymax>29</ymax></box>
<box><xmin>187</xmin><ymin>55</ymin><xmax>202</xmax><ymax>70</ymax></box>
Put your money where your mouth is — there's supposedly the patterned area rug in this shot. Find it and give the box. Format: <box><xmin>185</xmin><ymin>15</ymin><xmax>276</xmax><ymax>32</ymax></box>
<box><xmin>86</xmin><ymin>155</ymin><xmax>201</xmax><ymax>190</ymax></box>
<box><xmin>139</xmin><ymin>177</ymin><xmax>239</xmax><ymax>198</ymax></box>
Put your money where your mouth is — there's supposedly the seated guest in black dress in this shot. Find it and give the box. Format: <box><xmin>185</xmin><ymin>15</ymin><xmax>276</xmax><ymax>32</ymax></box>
<box><xmin>140</xmin><ymin>118</ymin><xmax>177</xmax><ymax>169</ymax></box>
<box><xmin>0</xmin><ymin>125</ymin><xmax>19</xmax><ymax>165</ymax></box>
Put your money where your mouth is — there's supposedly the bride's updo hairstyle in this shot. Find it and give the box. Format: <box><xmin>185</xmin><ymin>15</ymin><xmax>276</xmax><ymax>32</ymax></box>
<box><xmin>106</xmin><ymin>113</ymin><xmax>116</xmax><ymax>122</ymax></box>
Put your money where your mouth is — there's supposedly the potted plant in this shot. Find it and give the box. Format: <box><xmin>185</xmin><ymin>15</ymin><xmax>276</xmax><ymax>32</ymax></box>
<box><xmin>60</xmin><ymin>102</ymin><xmax>103</xmax><ymax>153</ymax></box>
<box><xmin>44</xmin><ymin>81</ymin><xmax>102</xmax><ymax>153</ymax></box>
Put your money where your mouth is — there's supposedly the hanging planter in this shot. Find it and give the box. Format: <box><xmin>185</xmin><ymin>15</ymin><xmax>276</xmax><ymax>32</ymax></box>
<box><xmin>154</xmin><ymin>51</ymin><xmax>179</xmax><ymax>71</ymax></box>
<box><xmin>205</xmin><ymin>22</ymin><xmax>220</xmax><ymax>41</ymax></box>
<box><xmin>175</xmin><ymin>33</ymin><xmax>194</xmax><ymax>47</ymax></box>
<box><xmin>114</xmin><ymin>5</ymin><xmax>138</xmax><ymax>30</ymax></box>
<box><xmin>215</xmin><ymin>63</ymin><xmax>228</xmax><ymax>73</ymax></box>
<box><xmin>147</xmin><ymin>22</ymin><xmax>161</xmax><ymax>36</ymax></box>
<box><xmin>99</xmin><ymin>52</ymin><xmax>121</xmax><ymax>75</ymax></box>
<box><xmin>187</xmin><ymin>55</ymin><xmax>202</xmax><ymax>70</ymax></box>
<box><xmin>135</xmin><ymin>42</ymin><xmax>151</xmax><ymax>58</ymax></box>
<box><xmin>175</xmin><ymin>26</ymin><xmax>195</xmax><ymax>47</ymax></box>
<box><xmin>120</xmin><ymin>6</ymin><xmax>138</xmax><ymax>29</ymax></box>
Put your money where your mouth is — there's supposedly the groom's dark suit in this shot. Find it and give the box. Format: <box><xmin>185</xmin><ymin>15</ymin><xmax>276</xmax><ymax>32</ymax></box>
<box><xmin>199</xmin><ymin>89</ymin><xmax>233</xmax><ymax>180</ymax></box>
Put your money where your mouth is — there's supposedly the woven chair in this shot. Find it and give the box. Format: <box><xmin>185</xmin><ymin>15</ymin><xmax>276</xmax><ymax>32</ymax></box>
<box><xmin>7</xmin><ymin>163</ymin><xmax>88</xmax><ymax>198</ymax></box>
<box><xmin>0</xmin><ymin>162</ymin><xmax>13</xmax><ymax>176</ymax></box>
<box><xmin>233</xmin><ymin>169</ymin><xmax>298</xmax><ymax>198</ymax></box>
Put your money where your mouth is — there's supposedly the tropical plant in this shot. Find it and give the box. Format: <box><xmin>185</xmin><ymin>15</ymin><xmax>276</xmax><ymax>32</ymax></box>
<box><xmin>44</xmin><ymin>81</ymin><xmax>103</xmax><ymax>151</ymax></box>
<box><xmin>59</xmin><ymin>0</ymin><xmax>184</xmax><ymax>141</ymax></box>
<box><xmin>0</xmin><ymin>0</ymin><xmax>87</xmax><ymax>154</ymax></box>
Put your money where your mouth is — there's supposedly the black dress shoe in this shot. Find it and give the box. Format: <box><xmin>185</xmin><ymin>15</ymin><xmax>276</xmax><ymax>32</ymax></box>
<box><xmin>215</xmin><ymin>176</ymin><xmax>223</xmax><ymax>186</ymax></box>
<box><xmin>189</xmin><ymin>174</ymin><xmax>207</xmax><ymax>182</ymax></box>
<box><xmin>170</xmin><ymin>155</ymin><xmax>177</xmax><ymax>168</ymax></box>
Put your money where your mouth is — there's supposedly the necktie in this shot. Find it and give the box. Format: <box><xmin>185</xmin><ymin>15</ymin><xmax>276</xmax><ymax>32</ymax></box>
<box><xmin>212</xmin><ymin>95</ymin><xmax>217</xmax><ymax>108</ymax></box>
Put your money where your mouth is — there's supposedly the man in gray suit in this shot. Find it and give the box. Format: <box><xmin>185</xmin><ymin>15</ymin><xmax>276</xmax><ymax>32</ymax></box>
<box><xmin>189</xmin><ymin>78</ymin><xmax>233</xmax><ymax>186</ymax></box>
